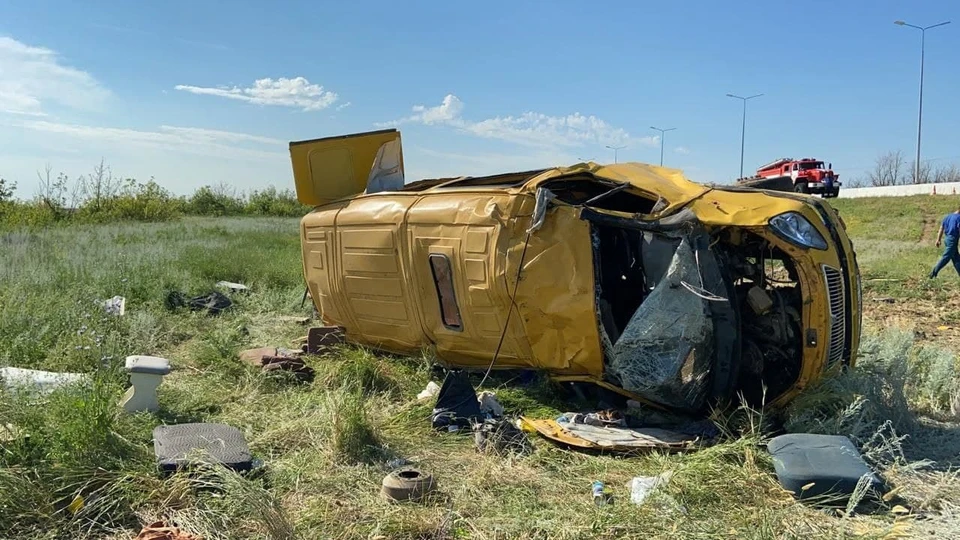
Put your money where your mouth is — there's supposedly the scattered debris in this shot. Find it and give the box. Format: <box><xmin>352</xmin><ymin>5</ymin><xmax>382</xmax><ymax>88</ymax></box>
<box><xmin>477</xmin><ymin>390</ymin><xmax>504</xmax><ymax>417</ymax></box>
<box><xmin>767</xmin><ymin>433</ymin><xmax>884</xmax><ymax>503</ymax></box>
<box><xmin>66</xmin><ymin>494</ymin><xmax>84</xmax><ymax>515</ymax></box>
<box><xmin>238</xmin><ymin>347</ymin><xmax>314</xmax><ymax>382</ymax></box>
<box><xmin>592</xmin><ymin>480</ymin><xmax>613</xmax><ymax>506</ymax></box>
<box><xmin>0</xmin><ymin>423</ymin><xmax>19</xmax><ymax>443</ymax></box>
<box><xmin>558</xmin><ymin>410</ymin><xmax>625</xmax><ymax>427</ymax></box>
<box><xmin>239</xmin><ymin>347</ymin><xmax>282</xmax><ymax>367</ymax></box>
<box><xmin>431</xmin><ymin>371</ymin><xmax>482</xmax><ymax>431</ymax></box>
<box><xmin>521</xmin><ymin>417</ymin><xmax>699</xmax><ymax>452</ymax></box>
<box><xmin>0</xmin><ymin>367</ymin><xmax>87</xmax><ymax>396</ymax></box>
<box><xmin>165</xmin><ymin>291</ymin><xmax>233</xmax><ymax>315</ymax></box>
<box><xmin>417</xmin><ymin>381</ymin><xmax>441</xmax><ymax>401</ymax></box>
<box><xmin>380</xmin><ymin>468</ymin><xmax>436</xmax><ymax>503</ymax></box>
<box><xmin>875</xmin><ymin>297</ymin><xmax>896</xmax><ymax>304</ymax></box>
<box><xmin>153</xmin><ymin>423</ymin><xmax>254</xmax><ymax>474</ymax></box>
<box><xmin>276</xmin><ymin>315</ymin><xmax>311</xmax><ymax>325</ymax></box>
<box><xmin>306</xmin><ymin>326</ymin><xmax>346</xmax><ymax>354</ymax></box>
<box><xmin>134</xmin><ymin>521</ymin><xmax>202</xmax><ymax>540</ymax></box>
<box><xmin>120</xmin><ymin>355</ymin><xmax>171</xmax><ymax>413</ymax></box>
<box><xmin>262</xmin><ymin>356</ymin><xmax>315</xmax><ymax>382</ymax></box>
<box><xmin>99</xmin><ymin>295</ymin><xmax>126</xmax><ymax>316</ymax></box>
<box><xmin>473</xmin><ymin>417</ymin><xmax>533</xmax><ymax>456</ymax></box>
<box><xmin>216</xmin><ymin>281</ymin><xmax>249</xmax><ymax>293</ymax></box>
<box><xmin>628</xmin><ymin>471</ymin><xmax>674</xmax><ymax>505</ymax></box>
<box><xmin>384</xmin><ymin>457</ymin><xmax>412</xmax><ymax>470</ymax></box>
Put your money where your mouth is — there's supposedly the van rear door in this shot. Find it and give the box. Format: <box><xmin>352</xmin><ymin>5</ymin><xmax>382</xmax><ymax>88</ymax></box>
<box><xmin>290</xmin><ymin>129</ymin><xmax>404</xmax><ymax>206</ymax></box>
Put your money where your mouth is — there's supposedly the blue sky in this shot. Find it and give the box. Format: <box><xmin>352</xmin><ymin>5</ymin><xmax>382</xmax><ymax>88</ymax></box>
<box><xmin>1</xmin><ymin>0</ymin><xmax>958</xmax><ymax>195</ymax></box>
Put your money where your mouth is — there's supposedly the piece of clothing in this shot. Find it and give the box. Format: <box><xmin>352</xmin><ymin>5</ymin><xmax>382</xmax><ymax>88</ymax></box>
<box><xmin>943</xmin><ymin>213</ymin><xmax>960</xmax><ymax>238</ymax></box>
<box><xmin>931</xmin><ymin>233</ymin><xmax>960</xmax><ymax>278</ymax></box>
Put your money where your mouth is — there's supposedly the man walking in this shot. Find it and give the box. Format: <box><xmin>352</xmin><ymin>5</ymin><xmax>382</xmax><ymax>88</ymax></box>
<box><xmin>930</xmin><ymin>205</ymin><xmax>960</xmax><ymax>278</ymax></box>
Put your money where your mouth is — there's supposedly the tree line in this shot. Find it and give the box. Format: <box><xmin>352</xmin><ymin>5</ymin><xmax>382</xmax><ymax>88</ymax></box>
<box><xmin>0</xmin><ymin>160</ymin><xmax>311</xmax><ymax>227</ymax></box>
<box><xmin>848</xmin><ymin>150</ymin><xmax>960</xmax><ymax>187</ymax></box>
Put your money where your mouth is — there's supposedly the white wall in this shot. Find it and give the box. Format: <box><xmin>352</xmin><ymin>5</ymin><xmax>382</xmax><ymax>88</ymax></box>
<box><xmin>837</xmin><ymin>182</ymin><xmax>960</xmax><ymax>199</ymax></box>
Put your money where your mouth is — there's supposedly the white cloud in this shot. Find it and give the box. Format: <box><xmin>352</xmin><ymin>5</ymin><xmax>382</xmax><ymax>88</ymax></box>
<box><xmin>20</xmin><ymin>120</ymin><xmax>285</xmax><ymax>162</ymax></box>
<box><xmin>336</xmin><ymin>101</ymin><xmax>352</xmax><ymax>111</ymax></box>
<box><xmin>674</xmin><ymin>146</ymin><xmax>691</xmax><ymax>155</ymax></box>
<box><xmin>175</xmin><ymin>77</ymin><xmax>338</xmax><ymax>111</ymax></box>
<box><xmin>0</xmin><ymin>36</ymin><xmax>110</xmax><ymax>115</ymax></box>
<box><xmin>408</xmin><ymin>94</ymin><xmax>465</xmax><ymax>125</ymax></box>
<box><xmin>157</xmin><ymin>126</ymin><xmax>283</xmax><ymax>145</ymax></box>
<box><xmin>380</xmin><ymin>94</ymin><xmax>657</xmax><ymax>150</ymax></box>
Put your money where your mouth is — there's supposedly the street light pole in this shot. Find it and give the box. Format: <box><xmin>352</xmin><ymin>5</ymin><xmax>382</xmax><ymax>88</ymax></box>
<box><xmin>650</xmin><ymin>126</ymin><xmax>676</xmax><ymax>166</ymax></box>
<box><xmin>605</xmin><ymin>145</ymin><xmax>626</xmax><ymax>164</ymax></box>
<box><xmin>895</xmin><ymin>20</ymin><xmax>951</xmax><ymax>183</ymax></box>
<box><xmin>726</xmin><ymin>93</ymin><xmax>763</xmax><ymax>179</ymax></box>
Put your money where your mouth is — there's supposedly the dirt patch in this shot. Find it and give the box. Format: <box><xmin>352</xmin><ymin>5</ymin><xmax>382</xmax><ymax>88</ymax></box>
<box><xmin>921</xmin><ymin>216</ymin><xmax>938</xmax><ymax>243</ymax></box>
<box><xmin>865</xmin><ymin>288</ymin><xmax>960</xmax><ymax>353</ymax></box>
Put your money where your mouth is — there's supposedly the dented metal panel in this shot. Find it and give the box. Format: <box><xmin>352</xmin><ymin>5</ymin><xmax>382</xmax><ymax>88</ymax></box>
<box><xmin>295</xmin><ymin>130</ymin><xmax>862</xmax><ymax>412</ymax></box>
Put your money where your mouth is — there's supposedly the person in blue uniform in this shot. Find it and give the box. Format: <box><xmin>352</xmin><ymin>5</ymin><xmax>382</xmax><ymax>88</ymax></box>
<box><xmin>930</xmin><ymin>206</ymin><xmax>960</xmax><ymax>278</ymax></box>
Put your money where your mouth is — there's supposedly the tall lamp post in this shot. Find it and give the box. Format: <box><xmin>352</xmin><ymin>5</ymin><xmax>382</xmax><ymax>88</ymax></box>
<box><xmin>895</xmin><ymin>19</ymin><xmax>951</xmax><ymax>183</ymax></box>
<box><xmin>650</xmin><ymin>126</ymin><xmax>676</xmax><ymax>166</ymax></box>
<box><xmin>726</xmin><ymin>93</ymin><xmax>763</xmax><ymax>179</ymax></box>
<box><xmin>605</xmin><ymin>144</ymin><xmax>626</xmax><ymax>164</ymax></box>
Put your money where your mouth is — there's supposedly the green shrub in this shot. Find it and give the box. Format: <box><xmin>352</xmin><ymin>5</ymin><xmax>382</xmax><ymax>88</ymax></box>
<box><xmin>246</xmin><ymin>186</ymin><xmax>310</xmax><ymax>217</ymax></box>
<box><xmin>186</xmin><ymin>184</ymin><xmax>246</xmax><ymax>217</ymax></box>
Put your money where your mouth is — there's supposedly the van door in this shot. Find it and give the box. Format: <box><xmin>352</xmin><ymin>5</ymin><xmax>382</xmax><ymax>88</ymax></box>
<box><xmin>289</xmin><ymin>129</ymin><xmax>404</xmax><ymax>206</ymax></box>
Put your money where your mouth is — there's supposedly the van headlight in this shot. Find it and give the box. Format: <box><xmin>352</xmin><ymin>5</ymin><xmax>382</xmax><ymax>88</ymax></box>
<box><xmin>769</xmin><ymin>212</ymin><xmax>828</xmax><ymax>250</ymax></box>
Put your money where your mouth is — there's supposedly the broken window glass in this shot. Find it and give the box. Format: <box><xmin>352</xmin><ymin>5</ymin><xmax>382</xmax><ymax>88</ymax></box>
<box><xmin>607</xmin><ymin>237</ymin><xmax>721</xmax><ymax>411</ymax></box>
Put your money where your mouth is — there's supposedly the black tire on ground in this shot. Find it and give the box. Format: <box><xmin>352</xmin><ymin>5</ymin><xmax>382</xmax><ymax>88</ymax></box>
<box><xmin>794</xmin><ymin>182</ymin><xmax>809</xmax><ymax>194</ymax></box>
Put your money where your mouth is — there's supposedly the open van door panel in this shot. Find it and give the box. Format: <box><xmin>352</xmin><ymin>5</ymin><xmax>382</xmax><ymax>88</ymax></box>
<box><xmin>290</xmin><ymin>129</ymin><xmax>403</xmax><ymax>206</ymax></box>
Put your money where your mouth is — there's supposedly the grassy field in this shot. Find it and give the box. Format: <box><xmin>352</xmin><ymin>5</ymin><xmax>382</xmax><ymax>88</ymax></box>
<box><xmin>0</xmin><ymin>198</ymin><xmax>959</xmax><ymax>539</ymax></box>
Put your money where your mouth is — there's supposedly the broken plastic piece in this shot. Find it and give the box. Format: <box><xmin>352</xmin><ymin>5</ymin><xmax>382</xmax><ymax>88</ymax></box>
<box><xmin>477</xmin><ymin>391</ymin><xmax>504</xmax><ymax>417</ymax></box>
<box><xmin>628</xmin><ymin>471</ymin><xmax>673</xmax><ymax>505</ymax></box>
<box><xmin>527</xmin><ymin>187</ymin><xmax>557</xmax><ymax>233</ymax></box>
<box><xmin>216</xmin><ymin>281</ymin><xmax>249</xmax><ymax>292</ymax></box>
<box><xmin>307</xmin><ymin>326</ymin><xmax>346</xmax><ymax>354</ymax></box>
<box><xmin>100</xmin><ymin>295</ymin><xmax>126</xmax><ymax>316</ymax></box>
<box><xmin>522</xmin><ymin>417</ymin><xmax>698</xmax><ymax>451</ymax></box>
<box><xmin>0</xmin><ymin>367</ymin><xmax>87</xmax><ymax>396</ymax></box>
<box><xmin>417</xmin><ymin>381</ymin><xmax>441</xmax><ymax>400</ymax></box>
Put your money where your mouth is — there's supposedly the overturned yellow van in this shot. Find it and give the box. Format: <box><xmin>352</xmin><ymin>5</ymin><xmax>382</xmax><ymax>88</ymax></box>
<box><xmin>290</xmin><ymin>129</ymin><xmax>862</xmax><ymax>412</ymax></box>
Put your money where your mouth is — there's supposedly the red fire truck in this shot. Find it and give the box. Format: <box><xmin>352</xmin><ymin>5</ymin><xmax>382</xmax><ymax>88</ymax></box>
<box><xmin>746</xmin><ymin>158</ymin><xmax>840</xmax><ymax>197</ymax></box>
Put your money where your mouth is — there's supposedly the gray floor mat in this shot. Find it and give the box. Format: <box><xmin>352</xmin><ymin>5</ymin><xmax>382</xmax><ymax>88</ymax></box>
<box><xmin>153</xmin><ymin>423</ymin><xmax>253</xmax><ymax>473</ymax></box>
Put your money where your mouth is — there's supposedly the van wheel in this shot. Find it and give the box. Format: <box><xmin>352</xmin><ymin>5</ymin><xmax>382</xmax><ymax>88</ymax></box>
<box><xmin>794</xmin><ymin>183</ymin><xmax>809</xmax><ymax>194</ymax></box>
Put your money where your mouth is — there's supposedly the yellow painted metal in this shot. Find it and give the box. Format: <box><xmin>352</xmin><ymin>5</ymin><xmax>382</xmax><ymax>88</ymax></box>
<box><xmin>290</xmin><ymin>129</ymin><xmax>402</xmax><ymax>206</ymax></box>
<box><xmin>294</xmin><ymin>135</ymin><xmax>861</xmax><ymax>409</ymax></box>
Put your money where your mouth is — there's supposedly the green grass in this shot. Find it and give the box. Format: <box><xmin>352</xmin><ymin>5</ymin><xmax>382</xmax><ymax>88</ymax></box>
<box><xmin>0</xmin><ymin>207</ymin><xmax>958</xmax><ymax>539</ymax></box>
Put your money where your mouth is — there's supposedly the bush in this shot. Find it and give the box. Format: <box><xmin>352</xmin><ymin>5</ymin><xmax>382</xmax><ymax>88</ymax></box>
<box><xmin>0</xmin><ymin>161</ymin><xmax>312</xmax><ymax>229</ymax></box>
<box><xmin>246</xmin><ymin>186</ymin><xmax>310</xmax><ymax>217</ymax></box>
<box><xmin>185</xmin><ymin>184</ymin><xmax>246</xmax><ymax>217</ymax></box>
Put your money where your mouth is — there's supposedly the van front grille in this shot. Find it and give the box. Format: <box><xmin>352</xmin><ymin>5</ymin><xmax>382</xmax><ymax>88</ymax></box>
<box><xmin>823</xmin><ymin>265</ymin><xmax>846</xmax><ymax>368</ymax></box>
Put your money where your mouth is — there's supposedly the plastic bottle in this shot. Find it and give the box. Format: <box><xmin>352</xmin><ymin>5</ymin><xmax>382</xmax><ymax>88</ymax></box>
<box><xmin>592</xmin><ymin>481</ymin><xmax>608</xmax><ymax>506</ymax></box>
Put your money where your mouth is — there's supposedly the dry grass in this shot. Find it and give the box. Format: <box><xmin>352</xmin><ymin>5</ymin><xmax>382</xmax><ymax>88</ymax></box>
<box><xmin>1</xmin><ymin>207</ymin><xmax>959</xmax><ymax>538</ymax></box>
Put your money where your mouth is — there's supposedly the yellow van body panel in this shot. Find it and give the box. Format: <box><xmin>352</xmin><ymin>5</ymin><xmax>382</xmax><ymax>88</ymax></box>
<box><xmin>290</xmin><ymin>129</ymin><xmax>402</xmax><ymax>206</ymax></box>
<box><xmin>294</xmin><ymin>133</ymin><xmax>861</xmax><ymax>410</ymax></box>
